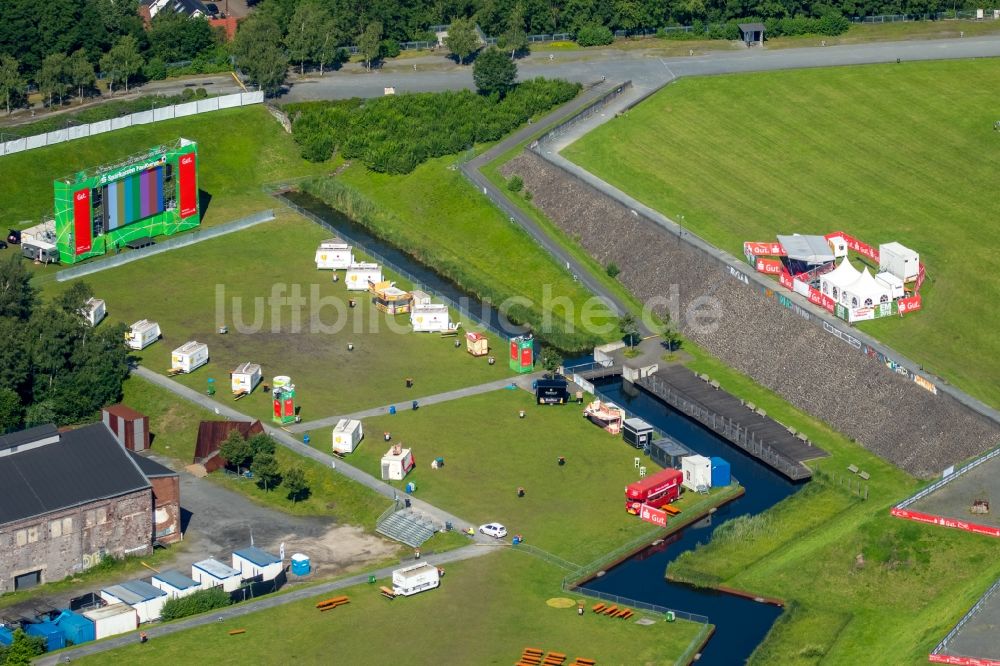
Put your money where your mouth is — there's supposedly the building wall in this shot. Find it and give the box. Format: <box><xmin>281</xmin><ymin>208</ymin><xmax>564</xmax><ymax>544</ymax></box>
<box><xmin>0</xmin><ymin>488</ymin><xmax>154</xmax><ymax>593</ymax></box>
<box><xmin>150</xmin><ymin>475</ymin><xmax>181</xmax><ymax>545</ymax></box>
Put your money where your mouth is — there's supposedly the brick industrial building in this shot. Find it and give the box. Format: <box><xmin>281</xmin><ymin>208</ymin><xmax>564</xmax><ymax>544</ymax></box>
<box><xmin>0</xmin><ymin>422</ymin><xmax>180</xmax><ymax>593</ymax></box>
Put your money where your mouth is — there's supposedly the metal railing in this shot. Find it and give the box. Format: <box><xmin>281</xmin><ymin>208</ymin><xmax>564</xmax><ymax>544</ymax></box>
<box><xmin>564</xmin><ymin>584</ymin><xmax>710</xmax><ymax>624</ymax></box>
<box><xmin>895</xmin><ymin>445</ymin><xmax>1000</xmax><ymax>510</ymax></box>
<box><xmin>510</xmin><ymin>543</ymin><xmax>581</xmax><ymax>572</ymax></box>
<box><xmin>675</xmin><ymin>623</ymin><xmax>713</xmax><ymax>665</ymax></box>
<box><xmin>562</xmin><ymin>526</ymin><xmax>666</xmax><ymax>588</ymax></box>
<box><xmin>931</xmin><ymin>575</ymin><xmax>1000</xmax><ymax>656</ymax></box>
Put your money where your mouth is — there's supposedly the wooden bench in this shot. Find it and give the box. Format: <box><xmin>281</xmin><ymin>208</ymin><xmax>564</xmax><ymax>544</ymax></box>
<box><xmin>601</xmin><ymin>605</ymin><xmax>618</xmax><ymax>616</ymax></box>
<box><xmin>316</xmin><ymin>596</ymin><xmax>349</xmax><ymax>610</ymax></box>
<box><xmin>618</xmin><ymin>610</ymin><xmax>633</xmax><ymax>619</ymax></box>
<box><xmin>662</xmin><ymin>505</ymin><xmax>681</xmax><ymax>516</ymax></box>
<box><xmin>572</xmin><ymin>659</ymin><xmax>596</xmax><ymax>666</ymax></box>
<box><xmin>522</xmin><ymin>649</ymin><xmax>544</xmax><ymax>657</ymax></box>
<box><xmin>380</xmin><ymin>586</ymin><xmax>396</xmax><ymax>599</ymax></box>
<box><xmin>545</xmin><ymin>652</ymin><xmax>567</xmax><ymax>662</ymax></box>
<box><xmin>520</xmin><ymin>657</ymin><xmax>541</xmax><ymax>666</ymax></box>
<box><xmin>228</xmin><ymin>629</ymin><xmax>246</xmax><ymax>636</ymax></box>
<box><xmin>591</xmin><ymin>603</ymin><xmax>605</xmax><ymax>613</ymax></box>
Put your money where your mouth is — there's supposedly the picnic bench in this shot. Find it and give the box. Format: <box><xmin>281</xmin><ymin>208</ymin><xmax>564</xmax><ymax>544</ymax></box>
<box><xmin>316</xmin><ymin>596</ymin><xmax>349</xmax><ymax>611</ymax></box>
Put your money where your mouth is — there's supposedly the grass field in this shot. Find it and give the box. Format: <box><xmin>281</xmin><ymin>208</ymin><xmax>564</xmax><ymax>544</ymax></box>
<box><xmin>44</xmin><ymin>217</ymin><xmax>512</xmax><ymax>424</ymax></box>
<box><xmin>72</xmin><ymin>551</ymin><xmax>703</xmax><ymax>666</ymax></box>
<box><xmin>564</xmin><ymin>59</ymin><xmax>1000</xmax><ymax>409</ymax></box>
<box><xmin>0</xmin><ymin>105</ymin><xmax>326</xmax><ymax>230</ymax></box>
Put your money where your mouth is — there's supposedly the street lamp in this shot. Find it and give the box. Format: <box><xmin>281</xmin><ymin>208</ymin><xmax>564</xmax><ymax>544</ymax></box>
<box><xmin>677</xmin><ymin>214</ymin><xmax>685</xmax><ymax>239</ymax></box>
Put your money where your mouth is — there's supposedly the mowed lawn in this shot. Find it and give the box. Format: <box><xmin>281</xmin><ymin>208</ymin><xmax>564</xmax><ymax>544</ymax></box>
<box><xmin>564</xmin><ymin>59</ymin><xmax>1000</xmax><ymax>409</ymax></box>
<box><xmin>0</xmin><ymin>105</ymin><xmax>327</xmax><ymax>229</ymax></box>
<box><xmin>72</xmin><ymin>551</ymin><xmax>703</xmax><ymax>666</ymax></box>
<box><xmin>44</xmin><ymin>217</ymin><xmax>512</xmax><ymax>423</ymax></box>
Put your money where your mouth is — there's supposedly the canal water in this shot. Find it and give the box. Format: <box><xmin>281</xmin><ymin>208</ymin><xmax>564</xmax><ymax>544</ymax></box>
<box><xmin>285</xmin><ymin>192</ymin><xmax>802</xmax><ymax>663</ymax></box>
<box><xmin>586</xmin><ymin>379</ymin><xmax>802</xmax><ymax>664</ymax></box>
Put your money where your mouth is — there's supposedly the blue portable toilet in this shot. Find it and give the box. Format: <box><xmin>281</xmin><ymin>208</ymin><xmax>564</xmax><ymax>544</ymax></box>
<box><xmin>0</xmin><ymin>625</ymin><xmax>13</xmax><ymax>646</ymax></box>
<box><xmin>710</xmin><ymin>456</ymin><xmax>731</xmax><ymax>487</ymax></box>
<box><xmin>303</xmin><ymin>434</ymin><xmax>311</xmax><ymax>445</ymax></box>
<box><xmin>405</xmin><ymin>481</ymin><xmax>417</xmax><ymax>494</ymax></box>
<box><xmin>25</xmin><ymin>621</ymin><xmax>66</xmax><ymax>651</ymax></box>
<box><xmin>389</xmin><ymin>405</ymin><xmax>396</xmax><ymax>415</ymax></box>
<box><xmin>290</xmin><ymin>553</ymin><xmax>311</xmax><ymax>576</ymax></box>
<box><xmin>54</xmin><ymin>610</ymin><xmax>95</xmax><ymax>646</ymax></box>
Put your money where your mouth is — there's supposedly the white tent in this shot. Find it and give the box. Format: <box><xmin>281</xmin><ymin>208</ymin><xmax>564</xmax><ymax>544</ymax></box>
<box><xmin>843</xmin><ymin>268</ymin><xmax>890</xmax><ymax>309</ymax></box>
<box><xmin>819</xmin><ymin>258</ymin><xmax>860</xmax><ymax>304</ymax></box>
<box><xmin>777</xmin><ymin>234</ymin><xmax>835</xmax><ymax>264</ymax></box>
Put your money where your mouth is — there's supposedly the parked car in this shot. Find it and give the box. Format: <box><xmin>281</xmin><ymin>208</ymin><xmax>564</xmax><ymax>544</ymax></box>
<box><xmin>479</xmin><ymin>523</ymin><xmax>507</xmax><ymax>539</ymax></box>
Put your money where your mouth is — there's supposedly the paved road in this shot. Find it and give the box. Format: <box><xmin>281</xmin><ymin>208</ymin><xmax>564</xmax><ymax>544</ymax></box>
<box><xmin>36</xmin><ymin>543</ymin><xmax>497</xmax><ymax>666</ymax></box>
<box><xmin>289</xmin><ymin>372</ymin><xmax>542</xmax><ymax>433</ymax></box>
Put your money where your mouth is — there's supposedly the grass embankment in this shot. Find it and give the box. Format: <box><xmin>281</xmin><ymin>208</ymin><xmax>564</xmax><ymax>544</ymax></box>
<box><xmin>301</xmin><ymin>154</ymin><xmax>618</xmax><ymax>352</ymax></box>
<box><xmin>564</xmin><ymin>59</ymin><xmax>1000</xmax><ymax>409</ymax></box>
<box><xmin>74</xmin><ymin>551</ymin><xmax>703</xmax><ymax>665</ymax></box>
<box><xmin>0</xmin><ymin>105</ymin><xmax>326</xmax><ymax>230</ymax></box>
<box><xmin>44</xmin><ymin>217</ymin><xmax>511</xmax><ymax>424</ymax></box>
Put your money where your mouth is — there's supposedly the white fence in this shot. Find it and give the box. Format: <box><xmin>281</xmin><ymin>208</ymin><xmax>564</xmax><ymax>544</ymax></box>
<box><xmin>0</xmin><ymin>91</ymin><xmax>264</xmax><ymax>158</ymax></box>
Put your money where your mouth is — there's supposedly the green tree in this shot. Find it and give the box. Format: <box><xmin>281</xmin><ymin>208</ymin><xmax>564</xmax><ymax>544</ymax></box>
<box><xmin>539</xmin><ymin>347</ymin><xmax>563</xmax><ymax>376</ymax></box>
<box><xmin>219</xmin><ymin>430</ymin><xmax>252</xmax><ymax>472</ymax></box>
<box><xmin>0</xmin><ymin>629</ymin><xmax>46</xmax><ymax>665</ymax></box>
<box><xmin>38</xmin><ymin>53</ymin><xmax>70</xmax><ymax>107</ymax></box>
<box><xmin>232</xmin><ymin>15</ymin><xmax>288</xmax><ymax>96</ymax></box>
<box><xmin>499</xmin><ymin>2</ymin><xmax>529</xmax><ymax>58</ymax></box>
<box><xmin>284</xmin><ymin>466</ymin><xmax>310</xmax><ymax>502</ymax></box>
<box><xmin>247</xmin><ymin>432</ymin><xmax>277</xmax><ymax>459</ymax></box>
<box><xmin>251</xmin><ymin>452</ymin><xmax>282</xmax><ymax>490</ymax></box>
<box><xmin>358</xmin><ymin>21</ymin><xmax>383</xmax><ymax>71</ymax></box>
<box><xmin>0</xmin><ymin>55</ymin><xmax>26</xmax><ymax>115</ymax></box>
<box><xmin>445</xmin><ymin>17</ymin><xmax>479</xmax><ymax>65</ymax></box>
<box><xmin>0</xmin><ymin>387</ymin><xmax>23</xmax><ymax>433</ymax></box>
<box><xmin>68</xmin><ymin>49</ymin><xmax>96</xmax><ymax>102</ymax></box>
<box><xmin>619</xmin><ymin>313</ymin><xmax>640</xmax><ymax>347</ymax></box>
<box><xmin>0</xmin><ymin>319</ymin><xmax>30</xmax><ymax>398</ymax></box>
<box><xmin>100</xmin><ymin>34</ymin><xmax>144</xmax><ymax>94</ymax></box>
<box><xmin>148</xmin><ymin>12</ymin><xmax>216</xmax><ymax>63</ymax></box>
<box><xmin>285</xmin><ymin>0</ymin><xmax>331</xmax><ymax>75</ymax></box>
<box><xmin>661</xmin><ymin>316</ymin><xmax>682</xmax><ymax>352</ymax></box>
<box><xmin>56</xmin><ymin>280</ymin><xmax>94</xmax><ymax>314</ymax></box>
<box><xmin>473</xmin><ymin>47</ymin><xmax>517</xmax><ymax>95</ymax></box>
<box><xmin>0</xmin><ymin>253</ymin><xmax>36</xmax><ymax>319</ymax></box>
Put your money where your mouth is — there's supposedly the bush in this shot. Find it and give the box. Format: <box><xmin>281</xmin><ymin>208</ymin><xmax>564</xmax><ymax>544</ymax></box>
<box><xmin>606</xmin><ymin>262</ymin><xmax>620</xmax><ymax>278</ymax></box>
<box><xmin>160</xmin><ymin>587</ymin><xmax>232</xmax><ymax>621</ymax></box>
<box><xmin>382</xmin><ymin>39</ymin><xmax>401</xmax><ymax>58</ymax></box>
<box><xmin>144</xmin><ymin>57</ymin><xmax>168</xmax><ymax>81</ymax></box>
<box><xmin>507</xmin><ymin>175</ymin><xmax>524</xmax><ymax>192</ymax></box>
<box><xmin>576</xmin><ymin>24</ymin><xmax>614</xmax><ymax>47</ymax></box>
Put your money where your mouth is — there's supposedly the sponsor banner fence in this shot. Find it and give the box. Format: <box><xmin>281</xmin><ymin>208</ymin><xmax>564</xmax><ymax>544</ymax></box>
<box><xmin>638</xmin><ymin>504</ymin><xmax>668</xmax><ymax>527</ymax></box>
<box><xmin>890</xmin><ymin>507</ymin><xmax>1000</xmax><ymax>538</ymax></box>
<box><xmin>755</xmin><ymin>257</ymin><xmax>784</xmax><ymax>275</ymax></box>
<box><xmin>744</xmin><ymin>241</ymin><xmax>785</xmax><ymax>257</ymax></box>
<box><xmin>0</xmin><ymin>92</ymin><xmax>264</xmax><ymax>158</ymax></box>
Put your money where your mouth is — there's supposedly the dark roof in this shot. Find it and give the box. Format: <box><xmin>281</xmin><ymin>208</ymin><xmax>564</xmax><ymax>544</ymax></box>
<box><xmin>103</xmin><ymin>580</ymin><xmax>166</xmax><ymax>604</ymax></box>
<box><xmin>152</xmin><ymin>570</ymin><xmax>199</xmax><ymax>590</ymax></box>
<box><xmin>738</xmin><ymin>22</ymin><xmax>766</xmax><ymax>32</ymax></box>
<box><xmin>195</xmin><ymin>420</ymin><xmax>263</xmax><ymax>463</ymax></box>
<box><xmin>103</xmin><ymin>404</ymin><xmax>146</xmax><ymax>421</ymax></box>
<box><xmin>0</xmin><ymin>424</ymin><xmax>59</xmax><ymax>452</ymax></box>
<box><xmin>233</xmin><ymin>546</ymin><xmax>281</xmax><ymax>566</ymax></box>
<box><xmin>128</xmin><ymin>452</ymin><xmax>177</xmax><ymax>479</ymax></box>
<box><xmin>0</xmin><ymin>423</ymin><xmax>151</xmax><ymax>525</ymax></box>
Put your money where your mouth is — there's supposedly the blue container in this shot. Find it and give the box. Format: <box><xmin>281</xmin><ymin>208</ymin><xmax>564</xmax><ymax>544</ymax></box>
<box><xmin>290</xmin><ymin>554</ymin><xmax>311</xmax><ymax>576</ymax></box>
<box><xmin>512</xmin><ymin>536</ymin><xmax>521</xmax><ymax>545</ymax></box>
<box><xmin>405</xmin><ymin>481</ymin><xmax>416</xmax><ymax>494</ymax></box>
<box><xmin>710</xmin><ymin>456</ymin><xmax>731</xmax><ymax>487</ymax></box>
<box><xmin>303</xmin><ymin>434</ymin><xmax>311</xmax><ymax>445</ymax></box>
<box><xmin>389</xmin><ymin>405</ymin><xmax>397</xmax><ymax>415</ymax></box>
<box><xmin>54</xmin><ymin>610</ymin><xmax>95</xmax><ymax>646</ymax></box>
<box><xmin>0</xmin><ymin>626</ymin><xmax>13</xmax><ymax>646</ymax></box>
<box><xmin>25</xmin><ymin>621</ymin><xmax>66</xmax><ymax>651</ymax></box>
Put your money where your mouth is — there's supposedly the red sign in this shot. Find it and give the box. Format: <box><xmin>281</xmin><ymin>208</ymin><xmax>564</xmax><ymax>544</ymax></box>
<box><xmin>930</xmin><ymin>654</ymin><xmax>1000</xmax><ymax>665</ymax></box>
<box><xmin>283</xmin><ymin>398</ymin><xmax>294</xmax><ymax>416</ymax></box>
<box><xmin>897</xmin><ymin>295</ymin><xmax>922</xmax><ymax>315</ymax></box>
<box><xmin>744</xmin><ymin>241</ymin><xmax>785</xmax><ymax>257</ymax></box>
<box><xmin>820</xmin><ymin>293</ymin><xmax>836</xmax><ymax>312</ymax></box>
<box><xmin>638</xmin><ymin>504</ymin><xmax>668</xmax><ymax>528</ymax></box>
<box><xmin>178</xmin><ymin>153</ymin><xmax>198</xmax><ymax>219</ymax></box>
<box><xmin>915</xmin><ymin>265</ymin><xmax>927</xmax><ymax>292</ymax></box>
<box><xmin>891</xmin><ymin>507</ymin><xmax>1000</xmax><ymax>538</ymax></box>
<box><xmin>807</xmin><ymin>286</ymin><xmax>825</xmax><ymax>307</ymax></box>
<box><xmin>778</xmin><ymin>270</ymin><xmax>793</xmax><ymax>290</ymax></box>
<box><xmin>755</xmin><ymin>258</ymin><xmax>784</xmax><ymax>275</ymax></box>
<box><xmin>273</xmin><ymin>398</ymin><xmax>281</xmax><ymax>419</ymax></box>
<box><xmin>521</xmin><ymin>347</ymin><xmax>532</xmax><ymax>368</ymax></box>
<box><xmin>73</xmin><ymin>189</ymin><xmax>92</xmax><ymax>255</ymax></box>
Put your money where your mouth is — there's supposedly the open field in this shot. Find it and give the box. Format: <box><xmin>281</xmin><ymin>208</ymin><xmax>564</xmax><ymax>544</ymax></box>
<box><xmin>0</xmin><ymin>105</ymin><xmax>326</xmax><ymax>230</ymax></box>
<box><xmin>564</xmin><ymin>59</ymin><xmax>1000</xmax><ymax>409</ymax></box>
<box><xmin>72</xmin><ymin>551</ymin><xmax>703</xmax><ymax>666</ymax></box>
<box><xmin>44</xmin><ymin>217</ymin><xmax>511</xmax><ymax>423</ymax></box>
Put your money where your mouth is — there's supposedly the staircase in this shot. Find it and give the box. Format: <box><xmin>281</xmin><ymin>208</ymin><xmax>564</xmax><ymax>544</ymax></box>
<box><xmin>376</xmin><ymin>509</ymin><xmax>439</xmax><ymax>547</ymax></box>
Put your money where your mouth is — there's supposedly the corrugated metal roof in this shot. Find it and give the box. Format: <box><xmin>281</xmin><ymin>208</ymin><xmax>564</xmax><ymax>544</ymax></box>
<box><xmin>103</xmin><ymin>404</ymin><xmax>146</xmax><ymax>421</ymax></box>
<box><xmin>193</xmin><ymin>558</ymin><xmax>239</xmax><ymax>579</ymax></box>
<box><xmin>103</xmin><ymin>580</ymin><xmax>165</xmax><ymax>604</ymax></box>
<box><xmin>152</xmin><ymin>570</ymin><xmax>199</xmax><ymax>590</ymax></box>
<box><xmin>233</xmin><ymin>546</ymin><xmax>281</xmax><ymax>567</ymax></box>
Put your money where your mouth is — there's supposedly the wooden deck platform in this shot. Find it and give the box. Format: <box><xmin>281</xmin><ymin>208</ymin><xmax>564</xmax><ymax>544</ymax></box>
<box><xmin>636</xmin><ymin>366</ymin><xmax>827</xmax><ymax>481</ymax></box>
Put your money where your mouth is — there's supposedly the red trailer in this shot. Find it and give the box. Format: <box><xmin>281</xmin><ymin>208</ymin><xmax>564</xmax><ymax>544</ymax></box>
<box><xmin>626</xmin><ymin>468</ymin><xmax>683</xmax><ymax>515</ymax></box>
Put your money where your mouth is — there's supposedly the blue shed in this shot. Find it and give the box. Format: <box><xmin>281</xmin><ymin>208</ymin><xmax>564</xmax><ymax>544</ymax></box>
<box><xmin>0</xmin><ymin>625</ymin><xmax>13</xmax><ymax>646</ymax></box>
<box><xmin>710</xmin><ymin>456</ymin><xmax>731</xmax><ymax>487</ymax></box>
<box><xmin>25</xmin><ymin>621</ymin><xmax>66</xmax><ymax>651</ymax></box>
<box><xmin>54</xmin><ymin>610</ymin><xmax>95</xmax><ymax>646</ymax></box>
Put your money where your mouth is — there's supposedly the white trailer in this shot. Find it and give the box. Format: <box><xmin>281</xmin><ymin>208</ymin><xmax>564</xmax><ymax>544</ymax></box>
<box><xmin>151</xmin><ymin>570</ymin><xmax>202</xmax><ymax>600</ymax></box>
<box><xmin>21</xmin><ymin>221</ymin><xmax>59</xmax><ymax>264</ymax></box>
<box><xmin>392</xmin><ymin>562</ymin><xmax>440</xmax><ymax>597</ymax></box>
<box><xmin>345</xmin><ymin>262</ymin><xmax>383</xmax><ymax>290</ymax></box>
<box><xmin>126</xmin><ymin>319</ymin><xmax>161</xmax><ymax>350</ymax></box>
<box><xmin>332</xmin><ymin>418</ymin><xmax>364</xmax><ymax>454</ymax></box>
<box><xmin>231</xmin><ymin>362</ymin><xmax>262</xmax><ymax>395</ymax></box>
<box><xmin>232</xmin><ymin>547</ymin><xmax>283</xmax><ymax>582</ymax></box>
<box><xmin>100</xmin><ymin>580</ymin><xmax>168</xmax><ymax>623</ymax></box>
<box><xmin>80</xmin><ymin>298</ymin><xmax>106</xmax><ymax>326</ymax></box>
<box><xmin>82</xmin><ymin>603</ymin><xmax>138</xmax><ymax>639</ymax></box>
<box><xmin>411</xmin><ymin>303</ymin><xmax>456</xmax><ymax>333</ymax></box>
<box><xmin>191</xmin><ymin>558</ymin><xmax>241</xmax><ymax>592</ymax></box>
<box><xmin>681</xmin><ymin>454</ymin><xmax>713</xmax><ymax>492</ymax></box>
<box><xmin>381</xmin><ymin>444</ymin><xmax>415</xmax><ymax>481</ymax></box>
<box><xmin>879</xmin><ymin>242</ymin><xmax>920</xmax><ymax>282</ymax></box>
<box><xmin>315</xmin><ymin>239</ymin><xmax>354</xmax><ymax>270</ymax></box>
<box><xmin>171</xmin><ymin>341</ymin><xmax>209</xmax><ymax>374</ymax></box>
<box><xmin>875</xmin><ymin>272</ymin><xmax>905</xmax><ymax>300</ymax></box>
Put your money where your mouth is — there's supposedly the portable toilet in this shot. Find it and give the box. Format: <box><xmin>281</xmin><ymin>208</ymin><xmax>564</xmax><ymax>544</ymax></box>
<box><xmin>509</xmin><ymin>334</ymin><xmax>534</xmax><ymax>373</ymax></box>
<box><xmin>25</xmin><ymin>621</ymin><xmax>65</xmax><ymax>651</ymax></box>
<box><xmin>82</xmin><ymin>603</ymin><xmax>138</xmax><ymax>640</ymax></box>
<box><xmin>315</xmin><ymin>239</ymin><xmax>354</xmax><ymax>269</ymax></box>
<box><xmin>171</xmin><ymin>341</ymin><xmax>209</xmax><ymax>374</ymax></box>
<box><xmin>710</xmin><ymin>456</ymin><xmax>731</xmax><ymax>487</ymax></box>
<box><xmin>381</xmin><ymin>444</ymin><xmax>415</xmax><ymax>481</ymax></box>
<box><xmin>622</xmin><ymin>417</ymin><xmax>655</xmax><ymax>449</ymax></box>
<box><xmin>272</xmin><ymin>384</ymin><xmax>296</xmax><ymax>425</ymax></box>
<box><xmin>332</xmin><ymin>418</ymin><xmax>364</xmax><ymax>454</ymax></box>
<box><xmin>345</xmin><ymin>262</ymin><xmax>382</xmax><ymax>291</ymax></box>
<box><xmin>231</xmin><ymin>362</ymin><xmax>263</xmax><ymax>396</ymax></box>
<box><xmin>290</xmin><ymin>553</ymin><xmax>311</xmax><ymax>576</ymax></box>
<box><xmin>878</xmin><ymin>242</ymin><xmax>920</xmax><ymax>282</ymax></box>
<box><xmin>466</xmin><ymin>331</ymin><xmax>489</xmax><ymax>357</ymax></box>
<box><xmin>80</xmin><ymin>298</ymin><xmax>106</xmax><ymax>327</ymax></box>
<box><xmin>125</xmin><ymin>319</ymin><xmax>161</xmax><ymax>350</ymax></box>
<box><xmin>54</xmin><ymin>609</ymin><xmax>95</xmax><ymax>646</ymax></box>
<box><xmin>681</xmin><ymin>455</ymin><xmax>713</xmax><ymax>491</ymax></box>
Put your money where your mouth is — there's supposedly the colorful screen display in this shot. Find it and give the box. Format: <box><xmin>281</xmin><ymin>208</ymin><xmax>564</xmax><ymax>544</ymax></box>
<box><xmin>102</xmin><ymin>166</ymin><xmax>165</xmax><ymax>231</ymax></box>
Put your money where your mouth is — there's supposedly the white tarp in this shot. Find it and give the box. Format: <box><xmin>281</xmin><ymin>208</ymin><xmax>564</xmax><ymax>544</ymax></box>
<box><xmin>48</xmin><ymin>129</ymin><xmax>70</xmax><ymax>144</ymax></box>
<box><xmin>777</xmin><ymin>234</ymin><xmax>835</xmax><ymax>264</ymax></box>
<box><xmin>4</xmin><ymin>138</ymin><xmax>25</xmax><ymax>154</ymax></box>
<box><xmin>110</xmin><ymin>116</ymin><xmax>132</xmax><ymax>131</ymax></box>
<box><xmin>241</xmin><ymin>91</ymin><xmax>265</xmax><ymax>105</ymax></box>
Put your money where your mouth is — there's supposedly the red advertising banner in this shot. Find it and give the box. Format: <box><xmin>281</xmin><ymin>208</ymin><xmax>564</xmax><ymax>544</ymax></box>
<box><xmin>638</xmin><ymin>504</ymin><xmax>668</xmax><ymax>528</ymax></box>
<box><xmin>273</xmin><ymin>398</ymin><xmax>282</xmax><ymax>420</ymax></box>
<box><xmin>897</xmin><ymin>295</ymin><xmax>922</xmax><ymax>315</ymax></box>
<box><xmin>73</xmin><ymin>189</ymin><xmax>92</xmax><ymax>255</ymax></box>
<box><xmin>283</xmin><ymin>398</ymin><xmax>294</xmax><ymax>417</ymax></box>
<box><xmin>807</xmin><ymin>286</ymin><xmax>826</xmax><ymax>308</ymax></box>
<box><xmin>778</xmin><ymin>270</ymin><xmax>794</xmax><ymax>290</ymax></box>
<box><xmin>891</xmin><ymin>507</ymin><xmax>1000</xmax><ymax>538</ymax></box>
<box><xmin>930</xmin><ymin>653</ymin><xmax>1000</xmax><ymax>666</ymax></box>
<box><xmin>755</xmin><ymin>258</ymin><xmax>784</xmax><ymax>275</ymax></box>
<box><xmin>178</xmin><ymin>153</ymin><xmax>198</xmax><ymax>219</ymax></box>
<box><xmin>916</xmin><ymin>265</ymin><xmax>927</xmax><ymax>292</ymax></box>
<box><xmin>744</xmin><ymin>241</ymin><xmax>785</xmax><ymax>256</ymax></box>
<box><xmin>820</xmin><ymin>293</ymin><xmax>836</xmax><ymax>313</ymax></box>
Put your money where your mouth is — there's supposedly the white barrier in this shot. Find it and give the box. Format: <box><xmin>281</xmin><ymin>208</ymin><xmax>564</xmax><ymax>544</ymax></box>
<box><xmin>196</xmin><ymin>98</ymin><xmax>218</xmax><ymax>113</ymax></box>
<box><xmin>217</xmin><ymin>93</ymin><xmax>241</xmax><ymax>109</ymax></box>
<box><xmin>110</xmin><ymin>116</ymin><xmax>132</xmax><ymax>131</ymax></box>
<box><xmin>174</xmin><ymin>101</ymin><xmax>199</xmax><ymax>117</ymax></box>
<box><xmin>68</xmin><ymin>126</ymin><xmax>90</xmax><ymax>141</ymax></box>
<box><xmin>25</xmin><ymin>134</ymin><xmax>46</xmax><ymax>150</ymax></box>
<box><xmin>153</xmin><ymin>107</ymin><xmax>174</xmax><ymax>122</ymax></box>
<box><xmin>48</xmin><ymin>129</ymin><xmax>70</xmax><ymax>145</ymax></box>
<box><xmin>90</xmin><ymin>119</ymin><xmax>112</xmax><ymax>135</ymax></box>
<box><xmin>132</xmin><ymin>110</ymin><xmax>154</xmax><ymax>125</ymax></box>
<box><xmin>4</xmin><ymin>138</ymin><xmax>25</xmax><ymax>154</ymax></box>
<box><xmin>241</xmin><ymin>91</ymin><xmax>264</xmax><ymax>104</ymax></box>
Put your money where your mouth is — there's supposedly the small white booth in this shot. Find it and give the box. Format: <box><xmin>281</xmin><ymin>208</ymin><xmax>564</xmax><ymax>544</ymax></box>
<box><xmin>332</xmin><ymin>418</ymin><xmax>364</xmax><ymax>454</ymax></box>
<box><xmin>315</xmin><ymin>239</ymin><xmax>354</xmax><ymax>269</ymax></box>
<box><xmin>192</xmin><ymin>558</ymin><xmax>242</xmax><ymax>592</ymax></box>
<box><xmin>875</xmin><ymin>272</ymin><xmax>905</xmax><ymax>300</ymax></box>
<box><xmin>411</xmin><ymin>304</ymin><xmax>456</xmax><ymax>333</ymax></box>
<box><xmin>381</xmin><ymin>443</ymin><xmax>415</xmax><ymax>481</ymax></box>
<box><xmin>842</xmin><ymin>268</ymin><xmax>891</xmax><ymax>309</ymax></box>
<box><xmin>126</xmin><ymin>319</ymin><xmax>161</xmax><ymax>350</ymax></box>
<box><xmin>392</xmin><ymin>562</ymin><xmax>440</xmax><ymax>597</ymax></box>
<box><xmin>879</xmin><ymin>242</ymin><xmax>920</xmax><ymax>282</ymax></box>
<box><xmin>100</xmin><ymin>580</ymin><xmax>168</xmax><ymax>623</ymax></box>
<box><xmin>171</xmin><ymin>341</ymin><xmax>209</xmax><ymax>373</ymax></box>
<box><xmin>231</xmin><ymin>362</ymin><xmax>263</xmax><ymax>395</ymax></box>
<box><xmin>232</xmin><ymin>546</ymin><xmax>283</xmax><ymax>582</ymax></box>
<box><xmin>345</xmin><ymin>262</ymin><xmax>383</xmax><ymax>291</ymax></box>
<box><xmin>681</xmin><ymin>454</ymin><xmax>713</xmax><ymax>491</ymax></box>
<box><xmin>151</xmin><ymin>570</ymin><xmax>202</xmax><ymax>600</ymax></box>
<box><xmin>81</xmin><ymin>298</ymin><xmax>106</xmax><ymax>327</ymax></box>
<box><xmin>819</xmin><ymin>258</ymin><xmax>860</xmax><ymax>304</ymax></box>
<box><xmin>82</xmin><ymin>603</ymin><xmax>137</xmax><ymax>640</ymax></box>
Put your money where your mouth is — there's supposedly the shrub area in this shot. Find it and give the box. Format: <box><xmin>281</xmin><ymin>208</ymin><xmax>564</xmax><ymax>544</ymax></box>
<box><xmin>160</xmin><ymin>587</ymin><xmax>232</xmax><ymax>621</ymax></box>
<box><xmin>659</xmin><ymin>14</ymin><xmax>850</xmax><ymax>41</ymax></box>
<box><xmin>286</xmin><ymin>78</ymin><xmax>581</xmax><ymax>173</ymax></box>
